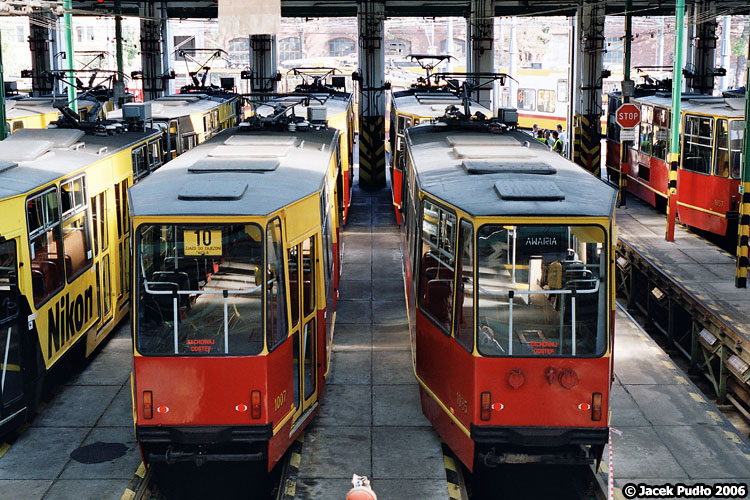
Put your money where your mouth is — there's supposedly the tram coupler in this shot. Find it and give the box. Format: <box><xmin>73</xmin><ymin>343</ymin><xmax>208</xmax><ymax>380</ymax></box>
<box><xmin>153</xmin><ymin>446</ymin><xmax>264</xmax><ymax>466</ymax></box>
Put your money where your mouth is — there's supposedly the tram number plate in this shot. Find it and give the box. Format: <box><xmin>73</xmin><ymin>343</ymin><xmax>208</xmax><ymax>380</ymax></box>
<box><xmin>184</xmin><ymin>230</ymin><xmax>223</xmax><ymax>255</ymax></box>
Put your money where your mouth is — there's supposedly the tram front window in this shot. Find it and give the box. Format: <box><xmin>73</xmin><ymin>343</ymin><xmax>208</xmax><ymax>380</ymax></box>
<box><xmin>136</xmin><ymin>223</ymin><xmax>264</xmax><ymax>356</ymax></box>
<box><xmin>476</xmin><ymin>224</ymin><xmax>607</xmax><ymax>358</ymax></box>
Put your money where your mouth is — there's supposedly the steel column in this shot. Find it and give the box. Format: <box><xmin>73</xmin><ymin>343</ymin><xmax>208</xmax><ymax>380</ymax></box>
<box><xmin>619</xmin><ymin>0</ymin><xmax>633</xmax><ymax>207</ymax></box>
<box><xmin>666</xmin><ymin>0</ymin><xmax>686</xmax><ymax>242</ymax></box>
<box><xmin>0</xmin><ymin>30</ymin><xmax>6</xmax><ymax>140</ymax></box>
<box><xmin>467</xmin><ymin>0</ymin><xmax>494</xmax><ymax>109</ymax></box>
<box><xmin>250</xmin><ymin>35</ymin><xmax>278</xmax><ymax>93</ymax></box>
<box><xmin>63</xmin><ymin>0</ymin><xmax>77</xmax><ymax>113</ymax></box>
<box><xmin>113</xmin><ymin>0</ymin><xmax>126</xmax><ymax>107</ymax></box>
<box><xmin>140</xmin><ymin>0</ymin><xmax>165</xmax><ymax>101</ymax></box>
<box><xmin>735</xmin><ymin>26</ymin><xmax>750</xmax><ymax>287</ymax></box>
<box><xmin>571</xmin><ymin>1</ymin><xmax>604</xmax><ymax>176</ymax></box>
<box><xmin>29</xmin><ymin>13</ymin><xmax>54</xmax><ymax>96</ymax></box>
<box><xmin>691</xmin><ymin>1</ymin><xmax>717</xmax><ymax>95</ymax></box>
<box><xmin>357</xmin><ymin>0</ymin><xmax>387</xmax><ymax>190</ymax></box>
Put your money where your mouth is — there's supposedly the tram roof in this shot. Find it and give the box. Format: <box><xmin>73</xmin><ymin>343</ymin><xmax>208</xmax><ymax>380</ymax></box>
<box><xmin>406</xmin><ymin>124</ymin><xmax>617</xmax><ymax>219</ymax></box>
<box><xmin>0</xmin><ymin>128</ymin><xmax>161</xmax><ymax>200</ymax></box>
<box><xmin>5</xmin><ymin>99</ymin><xmax>59</xmax><ymax>120</ymax></box>
<box><xmin>128</xmin><ymin>125</ymin><xmax>339</xmax><ymax>218</ymax></box>
<box><xmin>632</xmin><ymin>94</ymin><xmax>745</xmax><ymax>118</ymax></box>
<box><xmin>254</xmin><ymin>92</ymin><xmax>352</xmax><ymax>119</ymax></box>
<box><xmin>107</xmin><ymin>93</ymin><xmax>235</xmax><ymax>121</ymax></box>
<box><xmin>392</xmin><ymin>90</ymin><xmax>491</xmax><ymax>119</ymax></box>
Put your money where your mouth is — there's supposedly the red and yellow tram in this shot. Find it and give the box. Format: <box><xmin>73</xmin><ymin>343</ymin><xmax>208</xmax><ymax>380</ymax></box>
<box><xmin>399</xmin><ymin>110</ymin><xmax>618</xmax><ymax>470</ymax></box>
<box><xmin>129</xmin><ymin>111</ymin><xmax>341</xmax><ymax>470</ymax></box>
<box><xmin>389</xmin><ymin>70</ymin><xmax>493</xmax><ymax>225</ymax></box>
<box><xmin>605</xmin><ymin>93</ymin><xmax>745</xmax><ymax>236</ymax></box>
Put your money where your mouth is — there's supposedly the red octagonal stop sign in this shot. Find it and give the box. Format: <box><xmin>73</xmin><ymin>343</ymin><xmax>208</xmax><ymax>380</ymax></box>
<box><xmin>615</xmin><ymin>103</ymin><xmax>641</xmax><ymax>128</ymax></box>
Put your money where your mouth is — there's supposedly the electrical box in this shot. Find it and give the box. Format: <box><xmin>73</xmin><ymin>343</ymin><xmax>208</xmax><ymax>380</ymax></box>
<box><xmin>123</xmin><ymin>102</ymin><xmax>152</xmax><ymax>121</ymax></box>
<box><xmin>307</xmin><ymin>106</ymin><xmax>327</xmax><ymax>123</ymax></box>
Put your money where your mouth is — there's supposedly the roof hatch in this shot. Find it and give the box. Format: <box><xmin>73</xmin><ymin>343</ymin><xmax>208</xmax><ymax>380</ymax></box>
<box><xmin>178</xmin><ymin>181</ymin><xmax>248</xmax><ymax>201</ymax></box>
<box><xmin>446</xmin><ymin>135</ymin><xmax>518</xmax><ymax>147</ymax></box>
<box><xmin>7</xmin><ymin>129</ymin><xmax>85</xmax><ymax>148</ymax></box>
<box><xmin>188</xmin><ymin>157</ymin><xmax>280</xmax><ymax>173</ymax></box>
<box><xmin>462</xmin><ymin>160</ymin><xmax>556</xmax><ymax>175</ymax></box>
<box><xmin>209</xmin><ymin>145</ymin><xmax>289</xmax><ymax>158</ymax></box>
<box><xmin>224</xmin><ymin>135</ymin><xmax>297</xmax><ymax>147</ymax></box>
<box><xmin>0</xmin><ymin>140</ymin><xmax>54</xmax><ymax>162</ymax></box>
<box><xmin>494</xmin><ymin>179</ymin><xmax>564</xmax><ymax>201</ymax></box>
<box><xmin>453</xmin><ymin>146</ymin><xmax>529</xmax><ymax>159</ymax></box>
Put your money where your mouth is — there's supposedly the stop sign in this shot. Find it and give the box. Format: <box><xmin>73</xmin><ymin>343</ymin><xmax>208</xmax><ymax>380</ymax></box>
<box><xmin>615</xmin><ymin>103</ymin><xmax>641</xmax><ymax>128</ymax></box>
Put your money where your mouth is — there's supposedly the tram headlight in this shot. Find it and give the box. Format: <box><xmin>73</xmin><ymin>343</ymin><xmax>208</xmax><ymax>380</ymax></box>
<box><xmin>480</xmin><ymin>392</ymin><xmax>491</xmax><ymax>421</ymax></box>
<box><xmin>143</xmin><ymin>391</ymin><xmax>153</xmax><ymax>420</ymax></box>
<box><xmin>591</xmin><ymin>393</ymin><xmax>602</xmax><ymax>421</ymax></box>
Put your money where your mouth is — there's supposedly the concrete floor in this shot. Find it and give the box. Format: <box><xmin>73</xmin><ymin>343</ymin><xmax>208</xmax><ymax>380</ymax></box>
<box><xmin>294</xmin><ymin>181</ymin><xmax>449</xmax><ymax>500</ymax></box>
<box><xmin>0</xmin><ymin>323</ymin><xmax>138</xmax><ymax>500</ymax></box>
<box><xmin>608</xmin><ymin>306</ymin><xmax>750</xmax><ymax>495</ymax></box>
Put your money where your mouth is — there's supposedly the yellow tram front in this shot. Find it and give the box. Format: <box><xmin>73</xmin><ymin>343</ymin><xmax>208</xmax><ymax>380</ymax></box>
<box><xmin>129</xmin><ymin>124</ymin><xmax>341</xmax><ymax>469</ymax></box>
<box><xmin>0</xmin><ymin>125</ymin><xmax>161</xmax><ymax>434</ymax></box>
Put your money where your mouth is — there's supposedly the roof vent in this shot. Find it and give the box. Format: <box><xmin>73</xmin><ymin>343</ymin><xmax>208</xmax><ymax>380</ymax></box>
<box><xmin>6</xmin><ymin>129</ymin><xmax>85</xmax><ymax>148</ymax></box>
<box><xmin>188</xmin><ymin>157</ymin><xmax>280</xmax><ymax>173</ymax></box>
<box><xmin>224</xmin><ymin>135</ymin><xmax>297</xmax><ymax>147</ymax></box>
<box><xmin>494</xmin><ymin>179</ymin><xmax>564</xmax><ymax>201</ymax></box>
<box><xmin>209</xmin><ymin>145</ymin><xmax>289</xmax><ymax>158</ymax></box>
<box><xmin>0</xmin><ymin>161</ymin><xmax>19</xmax><ymax>174</ymax></box>
<box><xmin>462</xmin><ymin>160</ymin><xmax>556</xmax><ymax>175</ymax></box>
<box><xmin>0</xmin><ymin>140</ymin><xmax>54</xmax><ymax>162</ymax></box>
<box><xmin>178</xmin><ymin>181</ymin><xmax>248</xmax><ymax>201</ymax></box>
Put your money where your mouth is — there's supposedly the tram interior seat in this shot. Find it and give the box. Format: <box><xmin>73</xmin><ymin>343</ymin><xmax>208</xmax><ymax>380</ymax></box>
<box><xmin>63</xmin><ymin>228</ymin><xmax>87</xmax><ymax>277</ymax></box>
<box><xmin>31</xmin><ymin>258</ymin><xmax>60</xmax><ymax>302</ymax></box>
<box><xmin>150</xmin><ymin>271</ymin><xmax>192</xmax><ymax>311</ymax></box>
<box><xmin>424</xmin><ymin>279</ymin><xmax>453</xmax><ymax>325</ymax></box>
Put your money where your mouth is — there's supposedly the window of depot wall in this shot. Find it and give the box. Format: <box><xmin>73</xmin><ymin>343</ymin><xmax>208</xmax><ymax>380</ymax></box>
<box><xmin>329</xmin><ymin>38</ymin><xmax>355</xmax><ymax>57</ymax></box>
<box><xmin>279</xmin><ymin>37</ymin><xmax>302</xmax><ymax>62</ymax></box>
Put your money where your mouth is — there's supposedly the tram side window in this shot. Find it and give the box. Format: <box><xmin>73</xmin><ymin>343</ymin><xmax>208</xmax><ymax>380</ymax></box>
<box><xmin>148</xmin><ymin>140</ymin><xmax>162</xmax><ymax>172</ymax></box>
<box><xmin>27</xmin><ymin>188</ymin><xmax>64</xmax><ymax>306</ymax></box>
<box><xmin>0</xmin><ymin>240</ymin><xmax>18</xmax><ymax>317</ymax></box>
<box><xmin>715</xmin><ymin>119</ymin><xmax>730</xmax><ymax>178</ymax></box>
<box><xmin>638</xmin><ymin>105</ymin><xmax>653</xmax><ymax>156</ymax></box>
<box><xmin>320</xmin><ymin>191</ymin><xmax>333</xmax><ymax>296</ymax></box>
<box><xmin>132</xmin><ymin>144</ymin><xmax>148</xmax><ymax>180</ymax></box>
<box><xmin>537</xmin><ymin>90</ymin><xmax>555</xmax><ymax>113</ymax></box>
<box><xmin>606</xmin><ymin>96</ymin><xmax>621</xmax><ymax>141</ymax></box>
<box><xmin>181</xmin><ymin>133</ymin><xmax>197</xmax><ymax>153</ymax></box>
<box><xmin>418</xmin><ymin>199</ymin><xmax>456</xmax><ymax>334</ymax></box>
<box><xmin>266</xmin><ymin>218</ymin><xmax>288</xmax><ymax>351</ymax></box>
<box><xmin>454</xmin><ymin>220</ymin><xmax>474</xmax><ymax>353</ymax></box>
<box><xmin>60</xmin><ymin>177</ymin><xmax>93</xmax><ymax>280</ymax></box>
<box><xmin>302</xmin><ymin>237</ymin><xmax>315</xmax><ymax>317</ymax></box>
<box><xmin>729</xmin><ymin>120</ymin><xmax>744</xmax><ymax>180</ymax></box>
<box><xmin>652</xmin><ymin>107</ymin><xmax>670</xmax><ymax>161</ymax></box>
<box><xmin>557</xmin><ymin>80</ymin><xmax>568</xmax><ymax>102</ymax></box>
<box><xmin>517</xmin><ymin>89</ymin><xmax>536</xmax><ymax>111</ymax></box>
<box><xmin>682</xmin><ymin>115</ymin><xmax>713</xmax><ymax>175</ymax></box>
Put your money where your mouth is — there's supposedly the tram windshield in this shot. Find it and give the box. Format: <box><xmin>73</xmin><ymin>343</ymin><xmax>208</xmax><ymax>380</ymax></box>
<box><xmin>476</xmin><ymin>224</ymin><xmax>608</xmax><ymax>358</ymax></box>
<box><xmin>136</xmin><ymin>223</ymin><xmax>264</xmax><ymax>356</ymax></box>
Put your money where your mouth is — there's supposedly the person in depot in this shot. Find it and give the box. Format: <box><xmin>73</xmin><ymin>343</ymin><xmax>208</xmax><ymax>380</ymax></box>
<box><xmin>551</xmin><ymin>130</ymin><xmax>564</xmax><ymax>154</ymax></box>
<box><xmin>557</xmin><ymin>123</ymin><xmax>567</xmax><ymax>155</ymax></box>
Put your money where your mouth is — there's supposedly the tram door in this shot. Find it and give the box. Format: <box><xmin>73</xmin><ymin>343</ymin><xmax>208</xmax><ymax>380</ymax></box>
<box><xmin>0</xmin><ymin>238</ymin><xmax>25</xmax><ymax>412</ymax></box>
<box><xmin>90</xmin><ymin>191</ymin><xmax>112</xmax><ymax>327</ymax></box>
<box><xmin>289</xmin><ymin>235</ymin><xmax>318</xmax><ymax>423</ymax></box>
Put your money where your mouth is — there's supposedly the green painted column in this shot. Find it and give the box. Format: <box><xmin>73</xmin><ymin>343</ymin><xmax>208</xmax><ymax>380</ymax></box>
<box><xmin>666</xmin><ymin>0</ymin><xmax>685</xmax><ymax>242</ymax></box>
<box><xmin>115</xmin><ymin>0</ymin><xmax>124</xmax><ymax>77</ymax></box>
<box><xmin>735</xmin><ymin>28</ymin><xmax>750</xmax><ymax>287</ymax></box>
<box><xmin>0</xmin><ymin>29</ymin><xmax>7</xmax><ymax>139</ymax></box>
<box><xmin>63</xmin><ymin>0</ymin><xmax>77</xmax><ymax>113</ymax></box>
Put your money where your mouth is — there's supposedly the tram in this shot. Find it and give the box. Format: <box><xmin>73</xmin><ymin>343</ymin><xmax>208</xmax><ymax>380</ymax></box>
<box><xmin>108</xmin><ymin>87</ymin><xmax>241</xmax><ymax>162</ymax></box>
<box><xmin>5</xmin><ymin>98</ymin><xmax>60</xmax><ymax>134</ymax></box>
<box><xmin>255</xmin><ymin>67</ymin><xmax>356</xmax><ymax>225</ymax></box>
<box><xmin>0</xmin><ymin>109</ymin><xmax>161</xmax><ymax>434</ymax></box>
<box><xmin>129</xmin><ymin>106</ymin><xmax>340</xmax><ymax>471</ymax></box>
<box><xmin>389</xmin><ymin>59</ymin><xmax>495</xmax><ymax>224</ymax></box>
<box><xmin>498</xmin><ymin>66</ymin><xmax>569</xmax><ymax>130</ymax></box>
<box><xmin>399</xmin><ymin>98</ymin><xmax>617</xmax><ymax>470</ymax></box>
<box><xmin>605</xmin><ymin>92</ymin><xmax>745</xmax><ymax>237</ymax></box>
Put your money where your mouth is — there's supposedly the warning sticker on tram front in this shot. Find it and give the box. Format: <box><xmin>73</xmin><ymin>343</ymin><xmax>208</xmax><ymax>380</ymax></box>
<box><xmin>615</xmin><ymin>103</ymin><xmax>641</xmax><ymax>129</ymax></box>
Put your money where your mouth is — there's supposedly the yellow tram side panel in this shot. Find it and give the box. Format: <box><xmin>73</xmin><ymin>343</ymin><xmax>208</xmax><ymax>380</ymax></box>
<box><xmin>8</xmin><ymin>111</ymin><xmax>60</xmax><ymax>133</ymax></box>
